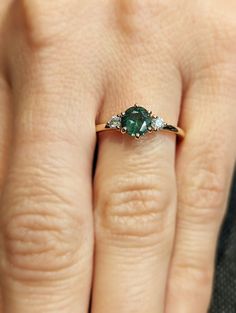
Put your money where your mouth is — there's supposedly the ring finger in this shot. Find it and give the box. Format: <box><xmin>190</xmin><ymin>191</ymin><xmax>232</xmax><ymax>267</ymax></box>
<box><xmin>92</xmin><ymin>56</ymin><xmax>182</xmax><ymax>313</ymax></box>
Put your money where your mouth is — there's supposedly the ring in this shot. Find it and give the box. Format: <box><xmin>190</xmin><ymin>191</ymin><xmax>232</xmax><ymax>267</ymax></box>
<box><xmin>96</xmin><ymin>104</ymin><xmax>185</xmax><ymax>139</ymax></box>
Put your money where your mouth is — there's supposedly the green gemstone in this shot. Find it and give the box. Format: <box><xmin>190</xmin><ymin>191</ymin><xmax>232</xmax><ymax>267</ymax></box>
<box><xmin>121</xmin><ymin>106</ymin><xmax>152</xmax><ymax>137</ymax></box>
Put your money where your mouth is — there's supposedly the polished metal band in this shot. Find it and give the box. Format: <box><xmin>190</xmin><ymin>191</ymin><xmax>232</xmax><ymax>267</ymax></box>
<box><xmin>96</xmin><ymin>123</ymin><xmax>185</xmax><ymax>138</ymax></box>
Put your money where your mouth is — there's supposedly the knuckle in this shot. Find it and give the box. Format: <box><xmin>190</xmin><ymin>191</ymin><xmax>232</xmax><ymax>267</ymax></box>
<box><xmin>173</xmin><ymin>262</ymin><xmax>213</xmax><ymax>291</ymax></box>
<box><xmin>16</xmin><ymin>0</ymin><xmax>75</xmax><ymax>49</ymax></box>
<box><xmin>116</xmin><ymin>0</ymin><xmax>181</xmax><ymax>62</ymax></box>
<box><xmin>96</xmin><ymin>174</ymin><xmax>174</xmax><ymax>244</ymax></box>
<box><xmin>1</xmin><ymin>209</ymin><xmax>86</xmax><ymax>282</ymax></box>
<box><xmin>179</xmin><ymin>160</ymin><xmax>227</xmax><ymax>223</ymax></box>
<box><xmin>118</xmin><ymin>0</ymin><xmax>167</xmax><ymax>17</ymax></box>
<box><xmin>0</xmin><ymin>169</ymin><xmax>89</xmax><ymax>281</ymax></box>
<box><xmin>211</xmin><ymin>9</ymin><xmax>236</xmax><ymax>55</ymax></box>
<box><xmin>116</xmin><ymin>0</ymin><xmax>169</xmax><ymax>38</ymax></box>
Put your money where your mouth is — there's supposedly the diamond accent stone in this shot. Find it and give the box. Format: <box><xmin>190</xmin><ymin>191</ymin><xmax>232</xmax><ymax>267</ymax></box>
<box><xmin>107</xmin><ymin>115</ymin><xmax>121</xmax><ymax>129</ymax></box>
<box><xmin>151</xmin><ymin>117</ymin><xmax>165</xmax><ymax>130</ymax></box>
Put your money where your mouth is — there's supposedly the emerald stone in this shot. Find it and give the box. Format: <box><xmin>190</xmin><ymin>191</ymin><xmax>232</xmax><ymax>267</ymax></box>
<box><xmin>121</xmin><ymin>106</ymin><xmax>152</xmax><ymax>137</ymax></box>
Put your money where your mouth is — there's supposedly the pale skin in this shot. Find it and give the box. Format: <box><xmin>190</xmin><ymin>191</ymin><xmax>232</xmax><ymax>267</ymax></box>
<box><xmin>0</xmin><ymin>0</ymin><xmax>235</xmax><ymax>312</ymax></box>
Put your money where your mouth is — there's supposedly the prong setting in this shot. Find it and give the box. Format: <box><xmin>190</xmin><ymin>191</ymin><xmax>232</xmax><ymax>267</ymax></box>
<box><xmin>121</xmin><ymin>127</ymin><xmax>127</xmax><ymax>134</ymax></box>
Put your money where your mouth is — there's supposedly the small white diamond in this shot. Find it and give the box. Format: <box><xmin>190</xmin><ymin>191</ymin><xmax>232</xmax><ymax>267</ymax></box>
<box><xmin>151</xmin><ymin>117</ymin><xmax>165</xmax><ymax>130</ymax></box>
<box><xmin>108</xmin><ymin>115</ymin><xmax>121</xmax><ymax>129</ymax></box>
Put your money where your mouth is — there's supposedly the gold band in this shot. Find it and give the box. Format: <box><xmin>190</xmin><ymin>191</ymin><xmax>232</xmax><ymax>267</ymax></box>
<box><xmin>96</xmin><ymin>123</ymin><xmax>185</xmax><ymax>138</ymax></box>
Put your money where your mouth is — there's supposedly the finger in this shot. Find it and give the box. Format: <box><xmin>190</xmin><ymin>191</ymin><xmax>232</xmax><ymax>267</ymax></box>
<box><xmin>166</xmin><ymin>64</ymin><xmax>236</xmax><ymax>313</ymax></box>
<box><xmin>0</xmin><ymin>0</ymin><xmax>13</xmax><ymax>193</ymax></box>
<box><xmin>0</xmin><ymin>76</ymin><xmax>12</xmax><ymax>313</ymax></box>
<box><xmin>0</xmin><ymin>74</ymin><xmax>13</xmax><ymax>313</ymax></box>
<box><xmin>0</xmin><ymin>77</ymin><xmax>12</xmax><ymax>192</ymax></box>
<box><xmin>92</xmin><ymin>53</ymin><xmax>182</xmax><ymax>312</ymax></box>
<box><xmin>0</xmin><ymin>3</ymin><xmax>14</xmax><ymax>310</ymax></box>
<box><xmin>0</xmin><ymin>1</ymin><xmax>103</xmax><ymax>312</ymax></box>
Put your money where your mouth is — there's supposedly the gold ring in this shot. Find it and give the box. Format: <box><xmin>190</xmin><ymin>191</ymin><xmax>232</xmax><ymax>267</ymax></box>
<box><xmin>96</xmin><ymin>104</ymin><xmax>185</xmax><ymax>139</ymax></box>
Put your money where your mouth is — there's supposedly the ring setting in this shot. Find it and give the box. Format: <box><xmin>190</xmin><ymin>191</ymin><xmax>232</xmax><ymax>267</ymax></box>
<box><xmin>96</xmin><ymin>104</ymin><xmax>185</xmax><ymax>139</ymax></box>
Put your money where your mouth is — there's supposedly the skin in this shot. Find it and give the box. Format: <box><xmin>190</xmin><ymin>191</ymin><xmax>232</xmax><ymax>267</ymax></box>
<box><xmin>0</xmin><ymin>0</ymin><xmax>235</xmax><ymax>312</ymax></box>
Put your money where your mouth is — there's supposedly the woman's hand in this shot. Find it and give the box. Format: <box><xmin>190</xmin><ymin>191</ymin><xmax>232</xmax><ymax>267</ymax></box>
<box><xmin>0</xmin><ymin>1</ymin><xmax>235</xmax><ymax>312</ymax></box>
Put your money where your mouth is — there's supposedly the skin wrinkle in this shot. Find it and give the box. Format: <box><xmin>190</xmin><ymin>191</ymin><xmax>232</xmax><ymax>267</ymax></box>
<box><xmin>95</xmin><ymin>178</ymin><xmax>176</xmax><ymax>246</ymax></box>
<box><xmin>2</xmin><ymin>213</ymin><xmax>86</xmax><ymax>271</ymax></box>
<box><xmin>96</xmin><ymin>164</ymin><xmax>175</xmax><ymax>238</ymax></box>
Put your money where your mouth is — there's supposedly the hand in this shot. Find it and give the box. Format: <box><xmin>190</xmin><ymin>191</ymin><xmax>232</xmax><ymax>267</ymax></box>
<box><xmin>0</xmin><ymin>1</ymin><xmax>235</xmax><ymax>312</ymax></box>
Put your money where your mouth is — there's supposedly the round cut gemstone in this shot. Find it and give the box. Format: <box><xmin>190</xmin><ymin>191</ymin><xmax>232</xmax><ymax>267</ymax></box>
<box><xmin>121</xmin><ymin>106</ymin><xmax>152</xmax><ymax>137</ymax></box>
<box><xmin>107</xmin><ymin>115</ymin><xmax>121</xmax><ymax>129</ymax></box>
<box><xmin>151</xmin><ymin>116</ymin><xmax>165</xmax><ymax>130</ymax></box>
